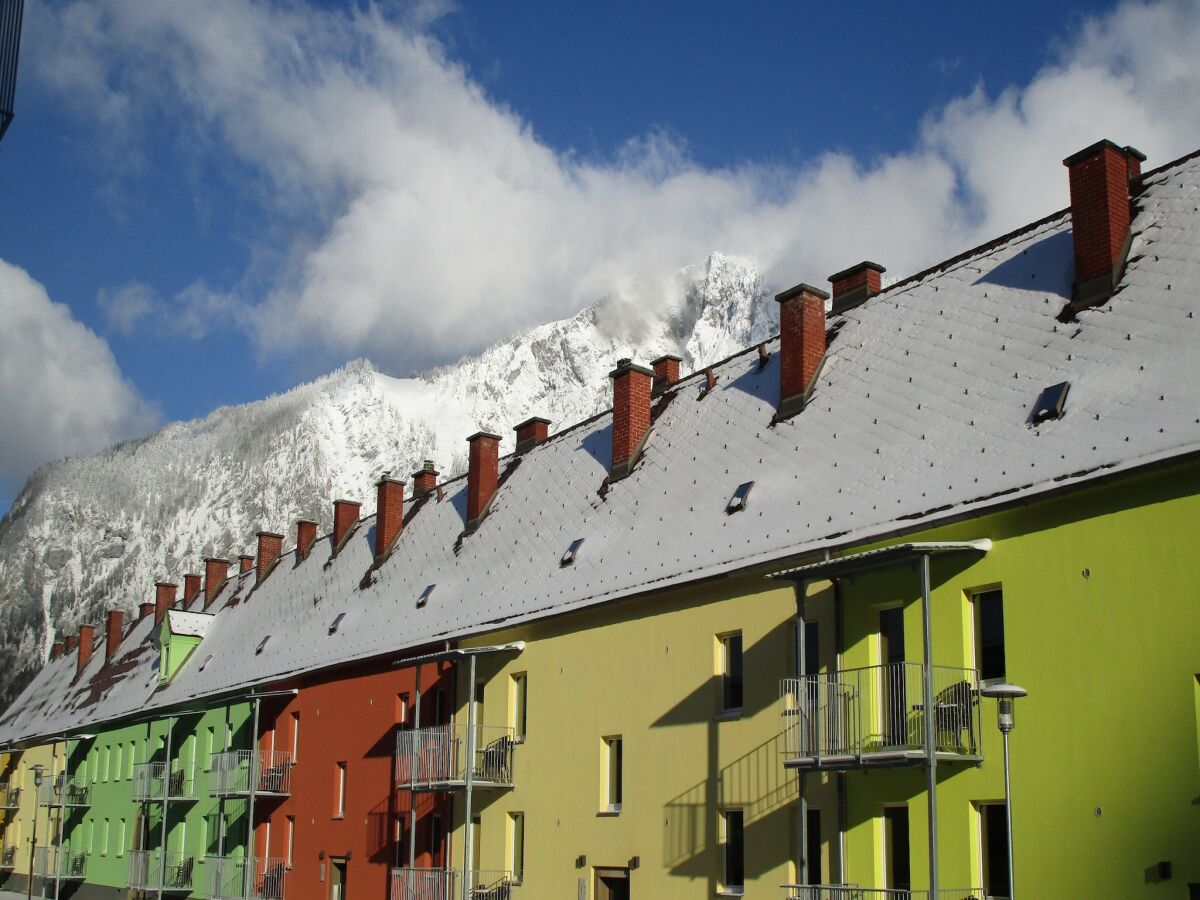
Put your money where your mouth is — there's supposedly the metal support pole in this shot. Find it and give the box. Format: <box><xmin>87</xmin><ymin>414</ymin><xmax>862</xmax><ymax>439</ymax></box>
<box><xmin>54</xmin><ymin>742</ymin><xmax>67</xmax><ymax>900</ymax></box>
<box><xmin>157</xmin><ymin>718</ymin><xmax>174</xmax><ymax>900</ymax></box>
<box><xmin>1003</xmin><ymin>730</ymin><xmax>1015</xmax><ymax>899</ymax></box>
<box><xmin>244</xmin><ymin>697</ymin><xmax>262</xmax><ymax>900</ymax></box>
<box><xmin>460</xmin><ymin>654</ymin><xmax>477</xmax><ymax>900</ymax></box>
<box><xmin>26</xmin><ymin>776</ymin><xmax>39</xmax><ymax>900</ymax></box>
<box><xmin>919</xmin><ymin>554</ymin><xmax>939</xmax><ymax>896</ymax></box>
<box><xmin>408</xmin><ymin>665</ymin><xmax>422</xmax><ymax>870</ymax></box>
<box><xmin>794</xmin><ymin>580</ymin><xmax>808</xmax><ymax>886</ymax></box>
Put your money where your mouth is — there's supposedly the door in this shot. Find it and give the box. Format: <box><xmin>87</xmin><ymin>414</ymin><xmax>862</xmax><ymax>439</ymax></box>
<box><xmin>594</xmin><ymin>868</ymin><xmax>630</xmax><ymax>900</ymax></box>
<box><xmin>878</xmin><ymin>607</ymin><xmax>907</xmax><ymax>746</ymax></box>
<box><xmin>328</xmin><ymin>858</ymin><xmax>347</xmax><ymax>900</ymax></box>
<box><xmin>883</xmin><ymin>806</ymin><xmax>910</xmax><ymax>891</ymax></box>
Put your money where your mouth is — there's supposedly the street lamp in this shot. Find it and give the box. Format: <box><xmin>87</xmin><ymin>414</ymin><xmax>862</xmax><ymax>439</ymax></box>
<box><xmin>981</xmin><ymin>683</ymin><xmax>1027</xmax><ymax>900</ymax></box>
<box><xmin>27</xmin><ymin>764</ymin><xmax>44</xmax><ymax>900</ymax></box>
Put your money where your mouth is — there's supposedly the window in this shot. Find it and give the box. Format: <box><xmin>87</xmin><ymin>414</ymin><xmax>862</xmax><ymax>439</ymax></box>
<box><xmin>602</xmin><ymin>737</ymin><xmax>623</xmax><ymax>813</ymax></box>
<box><xmin>286</xmin><ymin>817</ymin><xmax>295</xmax><ymax>868</ymax></box>
<box><xmin>434</xmin><ymin>688</ymin><xmax>447</xmax><ymax>726</ymax></box>
<box><xmin>113</xmin><ymin>744</ymin><xmax>123</xmax><ymax>782</ymax></box>
<box><xmin>430</xmin><ymin>814</ymin><xmax>444</xmax><ymax>868</ymax></box>
<box><xmin>979</xmin><ymin>803</ymin><xmax>1010</xmax><ymax>898</ymax></box>
<box><xmin>101</xmin><ymin>819</ymin><xmax>110</xmax><ymax>856</ymax></box>
<box><xmin>511</xmin><ymin>674</ymin><xmax>528</xmax><ymax>741</ymax></box>
<box><xmin>334</xmin><ymin>762</ymin><xmax>346</xmax><ymax>818</ymax></box>
<box><xmin>719</xmin><ymin>633</ymin><xmax>744</xmax><ymax>713</ymax></box>
<box><xmin>806</xmin><ymin>808</ymin><xmax>822</xmax><ymax>885</ymax></box>
<box><xmin>395</xmin><ymin>694</ymin><xmax>409</xmax><ymax>729</ymax></box>
<box><xmin>291</xmin><ymin>713</ymin><xmax>300</xmax><ymax>762</ymax></box>
<box><xmin>721</xmin><ymin>809</ymin><xmax>745</xmax><ymax>894</ymax></box>
<box><xmin>117</xmin><ymin>819</ymin><xmax>126</xmax><ymax>857</ymax></box>
<box><xmin>883</xmin><ymin>806</ymin><xmax>911</xmax><ymax>891</ymax></box>
<box><xmin>509</xmin><ymin>813</ymin><xmax>525</xmax><ymax>884</ymax></box>
<box><xmin>973</xmin><ymin>589</ymin><xmax>1006</xmax><ymax>683</ymax></box>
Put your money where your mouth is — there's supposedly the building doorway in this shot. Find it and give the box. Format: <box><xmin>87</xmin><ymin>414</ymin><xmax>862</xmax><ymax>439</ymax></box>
<box><xmin>883</xmin><ymin>806</ymin><xmax>911</xmax><ymax>891</ymax></box>
<box><xmin>878</xmin><ymin>607</ymin><xmax>907</xmax><ymax>746</ymax></box>
<box><xmin>594</xmin><ymin>867</ymin><xmax>630</xmax><ymax>900</ymax></box>
<box><xmin>327</xmin><ymin>858</ymin><xmax>347</xmax><ymax>900</ymax></box>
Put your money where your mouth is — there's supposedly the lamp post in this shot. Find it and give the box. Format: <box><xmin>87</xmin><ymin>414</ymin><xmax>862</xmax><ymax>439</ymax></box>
<box><xmin>27</xmin><ymin>764</ymin><xmax>44</xmax><ymax>900</ymax></box>
<box><xmin>981</xmin><ymin>683</ymin><xmax>1027</xmax><ymax>900</ymax></box>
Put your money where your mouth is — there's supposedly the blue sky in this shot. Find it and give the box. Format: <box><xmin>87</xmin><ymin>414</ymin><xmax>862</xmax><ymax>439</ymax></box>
<box><xmin>1</xmin><ymin>0</ymin><xmax>1199</xmax><ymax>511</ymax></box>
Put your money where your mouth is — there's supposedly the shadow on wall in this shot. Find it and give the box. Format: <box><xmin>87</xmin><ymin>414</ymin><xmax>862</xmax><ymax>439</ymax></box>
<box><xmin>661</xmin><ymin>731</ymin><xmax>795</xmax><ymax>876</ymax></box>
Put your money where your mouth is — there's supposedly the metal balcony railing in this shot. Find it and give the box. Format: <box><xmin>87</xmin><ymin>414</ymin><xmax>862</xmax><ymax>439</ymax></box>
<box><xmin>780</xmin><ymin>663</ymin><xmax>981</xmax><ymax>770</ymax></box>
<box><xmin>395</xmin><ymin>725</ymin><xmax>516</xmax><ymax>790</ymax></box>
<box><xmin>128</xmin><ymin>850</ymin><xmax>196</xmax><ymax>892</ymax></box>
<box><xmin>210</xmin><ymin>751</ymin><xmax>293</xmax><ymax>797</ymax></box>
<box><xmin>783</xmin><ymin>888</ymin><xmax>991</xmax><ymax>900</ymax></box>
<box><xmin>389</xmin><ymin>868</ymin><xmax>514</xmax><ymax>900</ymax></box>
<box><xmin>1</xmin><ymin>844</ymin><xmax>18</xmax><ymax>868</ymax></box>
<box><xmin>32</xmin><ymin>847</ymin><xmax>88</xmax><ymax>880</ymax></box>
<box><xmin>467</xmin><ymin>871</ymin><xmax>514</xmax><ymax>899</ymax></box>
<box><xmin>0</xmin><ymin>783</ymin><xmax>19</xmax><ymax>809</ymax></box>
<box><xmin>207</xmin><ymin>856</ymin><xmax>287</xmax><ymax>900</ymax></box>
<box><xmin>132</xmin><ymin>762</ymin><xmax>194</xmax><ymax>801</ymax></box>
<box><xmin>37</xmin><ymin>777</ymin><xmax>90</xmax><ymax>807</ymax></box>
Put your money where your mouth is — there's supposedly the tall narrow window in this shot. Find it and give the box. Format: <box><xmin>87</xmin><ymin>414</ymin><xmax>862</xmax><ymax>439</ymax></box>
<box><xmin>509</xmin><ymin>813</ymin><xmax>525</xmax><ymax>884</ymax></box>
<box><xmin>113</xmin><ymin>744</ymin><xmax>123</xmax><ymax>782</ymax></box>
<box><xmin>334</xmin><ymin>762</ymin><xmax>346</xmax><ymax>818</ymax></box>
<box><xmin>974</xmin><ymin>589</ymin><xmax>1006</xmax><ymax>683</ymax></box>
<box><xmin>434</xmin><ymin>688</ymin><xmax>447</xmax><ymax>726</ymax></box>
<box><xmin>806</xmin><ymin>808</ymin><xmax>822</xmax><ymax>885</ymax></box>
<box><xmin>430</xmin><ymin>815</ymin><xmax>444</xmax><ymax>868</ymax></box>
<box><xmin>470</xmin><ymin>817</ymin><xmax>482</xmax><ymax>872</ymax></box>
<box><xmin>603</xmin><ymin>737</ymin><xmax>623</xmax><ymax>812</ymax></box>
<box><xmin>101</xmin><ymin>819</ymin><xmax>110</xmax><ymax>856</ymax></box>
<box><xmin>511</xmin><ymin>674</ymin><xmax>528</xmax><ymax>741</ymax></box>
<box><xmin>291</xmin><ymin>713</ymin><xmax>300</xmax><ymax>762</ymax></box>
<box><xmin>883</xmin><ymin>806</ymin><xmax>911</xmax><ymax>891</ymax></box>
<box><xmin>721</xmin><ymin>809</ymin><xmax>745</xmax><ymax>894</ymax></box>
<box><xmin>286</xmin><ymin>817</ymin><xmax>295</xmax><ymax>868</ymax></box>
<box><xmin>395</xmin><ymin>694</ymin><xmax>409</xmax><ymax>729</ymax></box>
<box><xmin>719</xmin><ymin>633</ymin><xmax>744</xmax><ymax>713</ymax></box>
<box><xmin>473</xmin><ymin>681</ymin><xmax>486</xmax><ymax>725</ymax></box>
<box><xmin>117</xmin><ymin>819</ymin><xmax>126</xmax><ymax>857</ymax></box>
<box><xmin>980</xmin><ymin>803</ymin><xmax>1010</xmax><ymax>898</ymax></box>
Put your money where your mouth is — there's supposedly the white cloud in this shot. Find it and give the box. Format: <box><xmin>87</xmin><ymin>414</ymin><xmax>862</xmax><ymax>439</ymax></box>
<box><xmin>0</xmin><ymin>260</ymin><xmax>158</xmax><ymax>488</ymax></box>
<box><xmin>29</xmin><ymin>0</ymin><xmax>1200</xmax><ymax>373</ymax></box>
<box><xmin>98</xmin><ymin>282</ymin><xmax>159</xmax><ymax>335</ymax></box>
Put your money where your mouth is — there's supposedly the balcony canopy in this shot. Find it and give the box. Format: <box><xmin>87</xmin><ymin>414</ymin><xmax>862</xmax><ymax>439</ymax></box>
<box><xmin>768</xmin><ymin>540</ymin><xmax>991</xmax><ymax>582</ymax></box>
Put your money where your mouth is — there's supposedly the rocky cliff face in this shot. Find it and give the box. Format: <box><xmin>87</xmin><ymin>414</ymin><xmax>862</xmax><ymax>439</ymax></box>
<box><xmin>0</xmin><ymin>253</ymin><xmax>773</xmax><ymax>707</ymax></box>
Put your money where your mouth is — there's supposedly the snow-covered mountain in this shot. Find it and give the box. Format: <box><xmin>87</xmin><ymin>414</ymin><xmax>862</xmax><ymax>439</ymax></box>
<box><xmin>0</xmin><ymin>253</ymin><xmax>775</xmax><ymax>707</ymax></box>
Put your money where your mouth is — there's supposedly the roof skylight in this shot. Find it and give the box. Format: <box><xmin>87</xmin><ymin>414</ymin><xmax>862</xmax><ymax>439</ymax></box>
<box><xmin>328</xmin><ymin>613</ymin><xmax>346</xmax><ymax>635</ymax></box>
<box><xmin>417</xmin><ymin>585</ymin><xmax>435</xmax><ymax>608</ymax></box>
<box><xmin>198</xmin><ymin>654</ymin><xmax>213</xmax><ymax>672</ymax></box>
<box><xmin>1031</xmin><ymin>381</ymin><xmax>1070</xmax><ymax>423</ymax></box>
<box><xmin>255</xmin><ymin>636</ymin><xmax>271</xmax><ymax>655</ymax></box>
<box><xmin>726</xmin><ymin>481</ymin><xmax>754</xmax><ymax>514</ymax></box>
<box><xmin>561</xmin><ymin>538</ymin><xmax>584</xmax><ymax>567</ymax></box>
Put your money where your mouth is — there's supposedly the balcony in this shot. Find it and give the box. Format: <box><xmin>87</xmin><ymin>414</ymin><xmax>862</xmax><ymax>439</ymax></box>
<box><xmin>1</xmin><ymin>844</ymin><xmax>17</xmax><ymax>868</ymax></box>
<box><xmin>32</xmin><ymin>848</ymin><xmax>89</xmax><ymax>881</ymax></box>
<box><xmin>395</xmin><ymin>725</ymin><xmax>516</xmax><ymax>791</ymax></box>
<box><xmin>132</xmin><ymin>762</ymin><xmax>195</xmax><ymax>802</ymax></box>
<box><xmin>780</xmin><ymin>663</ymin><xmax>982</xmax><ymax>771</ymax></box>
<box><xmin>389</xmin><ymin>868</ymin><xmax>513</xmax><ymax>900</ymax></box>
<box><xmin>128</xmin><ymin>850</ymin><xmax>196</xmax><ymax>892</ymax></box>
<box><xmin>210</xmin><ymin>751</ymin><xmax>293</xmax><ymax>798</ymax></box>
<box><xmin>783</xmin><ymin>888</ymin><xmax>991</xmax><ymax>900</ymax></box>
<box><xmin>0</xmin><ymin>783</ymin><xmax>19</xmax><ymax>809</ymax></box>
<box><xmin>37</xmin><ymin>778</ymin><xmax>90</xmax><ymax>808</ymax></box>
<box><xmin>207</xmin><ymin>855</ymin><xmax>287</xmax><ymax>900</ymax></box>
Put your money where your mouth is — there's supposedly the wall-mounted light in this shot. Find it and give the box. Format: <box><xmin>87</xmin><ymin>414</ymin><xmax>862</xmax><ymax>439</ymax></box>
<box><xmin>575</xmin><ymin>855</ymin><xmax>586</xmax><ymax>869</ymax></box>
<box><xmin>628</xmin><ymin>856</ymin><xmax>640</xmax><ymax>870</ymax></box>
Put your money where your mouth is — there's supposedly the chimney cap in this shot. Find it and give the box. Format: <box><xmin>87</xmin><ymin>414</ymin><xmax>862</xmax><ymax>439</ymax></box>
<box><xmin>775</xmin><ymin>283</ymin><xmax>829</xmax><ymax>304</ymax></box>
<box><xmin>514</xmin><ymin>416</ymin><xmax>551</xmax><ymax>431</ymax></box>
<box><xmin>609</xmin><ymin>359</ymin><xmax>654</xmax><ymax>379</ymax></box>
<box><xmin>296</xmin><ymin>518</ymin><xmax>319</xmax><ymax>527</ymax></box>
<box><xmin>466</xmin><ymin>430</ymin><xmax>502</xmax><ymax>442</ymax></box>
<box><xmin>255</xmin><ymin>531</ymin><xmax>284</xmax><ymax>540</ymax></box>
<box><xmin>650</xmin><ymin>353</ymin><xmax>683</xmax><ymax>365</ymax></box>
<box><xmin>376</xmin><ymin>473</ymin><xmax>406</xmax><ymax>486</ymax></box>
<box><xmin>827</xmin><ymin>261</ymin><xmax>886</xmax><ymax>284</ymax></box>
<box><xmin>1062</xmin><ymin>138</ymin><xmax>1146</xmax><ymax>167</ymax></box>
<box><xmin>333</xmin><ymin>498</ymin><xmax>361</xmax><ymax>506</ymax></box>
<box><xmin>203</xmin><ymin>556</ymin><xmax>229</xmax><ymax>565</ymax></box>
<box><xmin>154</xmin><ymin>581</ymin><xmax>178</xmax><ymax>589</ymax></box>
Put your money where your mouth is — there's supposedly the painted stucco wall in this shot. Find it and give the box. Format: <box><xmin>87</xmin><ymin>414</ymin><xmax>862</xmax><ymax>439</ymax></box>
<box><xmin>0</xmin><ymin>742</ymin><xmax>62</xmax><ymax>894</ymax></box>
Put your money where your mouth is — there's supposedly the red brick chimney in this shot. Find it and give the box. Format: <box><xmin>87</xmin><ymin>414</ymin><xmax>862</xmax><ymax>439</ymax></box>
<box><xmin>375</xmin><ymin>476</ymin><xmax>406</xmax><ymax>558</ymax></box>
<box><xmin>65</xmin><ymin>635</ymin><xmax>78</xmax><ymax>654</ymax></box>
<box><xmin>411</xmin><ymin>461</ymin><xmax>439</xmax><ymax>498</ymax></box>
<box><xmin>333</xmin><ymin>499</ymin><xmax>361</xmax><ymax>549</ymax></box>
<box><xmin>514</xmin><ymin>417</ymin><xmax>551</xmax><ymax>454</ymax></box>
<box><xmin>775</xmin><ymin>283</ymin><xmax>829</xmax><ymax>420</ymax></box>
<box><xmin>466</xmin><ymin>432</ymin><xmax>501</xmax><ymax>529</ymax></box>
<box><xmin>155</xmin><ymin>582</ymin><xmax>177</xmax><ymax>624</ymax></box>
<box><xmin>296</xmin><ymin>520</ymin><xmax>318</xmax><ymax>561</ymax></box>
<box><xmin>239</xmin><ymin>554</ymin><xmax>254</xmax><ymax>574</ymax></box>
<box><xmin>182</xmin><ymin>574</ymin><xmax>202</xmax><ymax>608</ymax></box>
<box><xmin>256</xmin><ymin>532</ymin><xmax>283</xmax><ymax>583</ymax></box>
<box><xmin>51</xmin><ymin>641</ymin><xmax>64</xmax><ymax>661</ymax></box>
<box><xmin>650</xmin><ymin>355</ymin><xmax>682</xmax><ymax>397</ymax></box>
<box><xmin>105</xmin><ymin>610</ymin><xmax>125</xmax><ymax>663</ymax></box>
<box><xmin>828</xmin><ymin>261</ymin><xmax>885</xmax><ymax>314</ymax></box>
<box><xmin>1063</xmin><ymin>139</ymin><xmax>1146</xmax><ymax>308</ymax></box>
<box><xmin>609</xmin><ymin>358</ymin><xmax>654</xmax><ymax>479</ymax></box>
<box><xmin>138</xmin><ymin>602</ymin><xmax>155</xmax><ymax>620</ymax></box>
<box><xmin>203</xmin><ymin>558</ymin><xmax>230</xmax><ymax>609</ymax></box>
<box><xmin>76</xmin><ymin>625</ymin><xmax>95</xmax><ymax>676</ymax></box>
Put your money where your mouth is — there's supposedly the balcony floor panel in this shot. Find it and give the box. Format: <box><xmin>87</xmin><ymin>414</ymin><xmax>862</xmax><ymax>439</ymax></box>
<box><xmin>784</xmin><ymin>749</ymin><xmax>982</xmax><ymax>772</ymax></box>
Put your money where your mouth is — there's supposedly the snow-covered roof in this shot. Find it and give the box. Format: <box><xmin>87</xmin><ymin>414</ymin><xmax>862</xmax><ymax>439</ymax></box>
<box><xmin>166</xmin><ymin>609</ymin><xmax>213</xmax><ymax>639</ymax></box>
<box><xmin>4</xmin><ymin>148</ymin><xmax>1199</xmax><ymax>745</ymax></box>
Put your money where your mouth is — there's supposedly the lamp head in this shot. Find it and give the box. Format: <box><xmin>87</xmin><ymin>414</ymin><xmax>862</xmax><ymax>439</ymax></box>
<box><xmin>31</xmin><ymin>764</ymin><xmax>44</xmax><ymax>787</ymax></box>
<box><xmin>981</xmin><ymin>682</ymin><xmax>1027</xmax><ymax>734</ymax></box>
